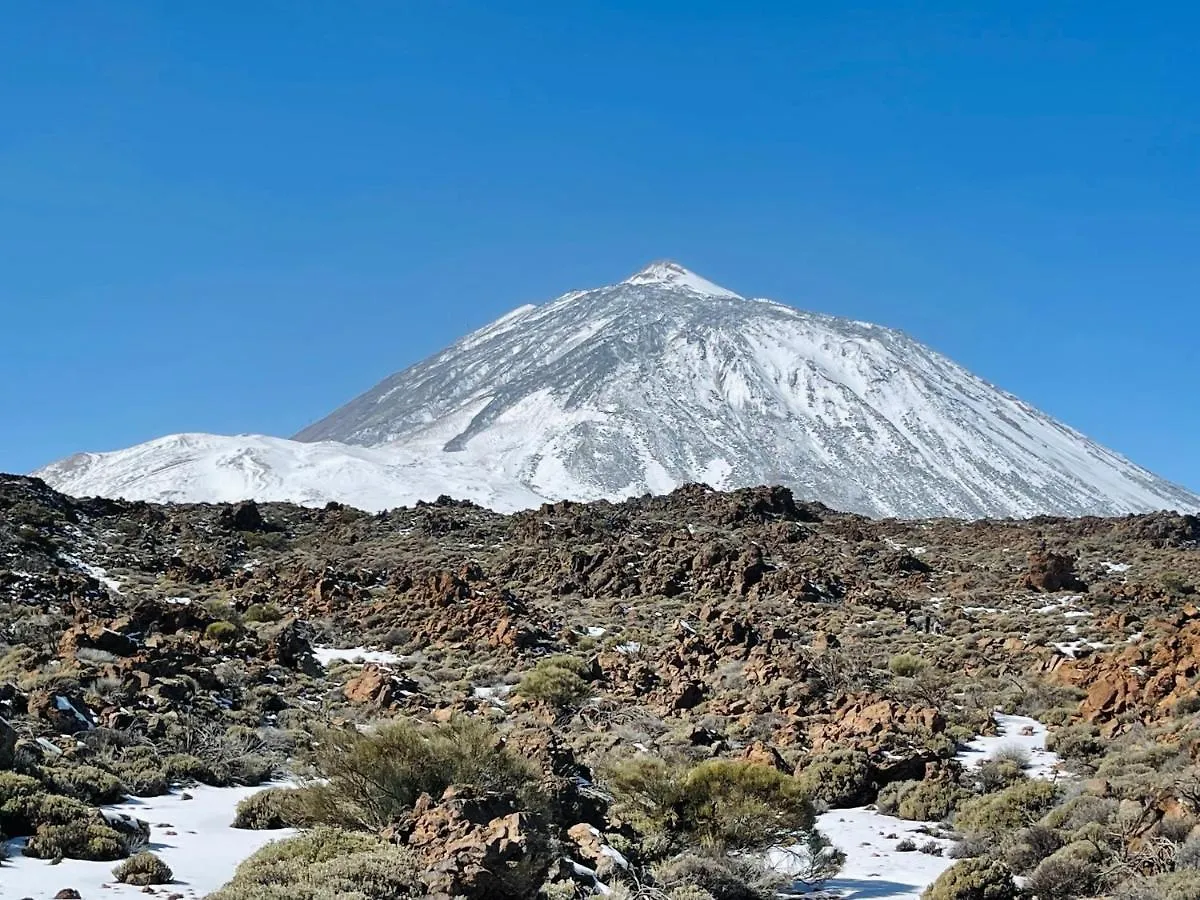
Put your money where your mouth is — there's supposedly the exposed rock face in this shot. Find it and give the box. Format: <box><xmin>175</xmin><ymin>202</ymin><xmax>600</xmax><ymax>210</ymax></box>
<box><xmin>1057</xmin><ymin>605</ymin><xmax>1200</xmax><ymax>725</ymax></box>
<box><xmin>344</xmin><ymin>664</ymin><xmax>415</xmax><ymax>706</ymax></box>
<box><xmin>1023</xmin><ymin>549</ymin><xmax>1086</xmax><ymax>592</ymax></box>
<box><xmin>400</xmin><ymin>790</ymin><xmax>552</xmax><ymax>900</ymax></box>
<box><xmin>0</xmin><ymin>715</ymin><xmax>16</xmax><ymax>768</ymax></box>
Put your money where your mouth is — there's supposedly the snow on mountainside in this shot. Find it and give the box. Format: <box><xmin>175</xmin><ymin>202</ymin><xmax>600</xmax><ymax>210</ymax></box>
<box><xmin>38</xmin><ymin>434</ymin><xmax>545</xmax><ymax>513</ymax></box>
<box><xmin>37</xmin><ymin>262</ymin><xmax>1200</xmax><ymax>518</ymax></box>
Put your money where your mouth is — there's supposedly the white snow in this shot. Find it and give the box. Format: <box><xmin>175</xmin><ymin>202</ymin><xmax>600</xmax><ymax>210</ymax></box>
<box><xmin>59</xmin><ymin>553</ymin><xmax>123</xmax><ymax>594</ymax></box>
<box><xmin>956</xmin><ymin>713</ymin><xmax>1062</xmax><ymax>780</ymax></box>
<box><xmin>35</xmin><ymin>262</ymin><xmax>1200</xmax><ymax>520</ymax></box>
<box><xmin>313</xmin><ymin>646</ymin><xmax>404</xmax><ymax>667</ymax></box>
<box><xmin>621</xmin><ymin>260</ymin><xmax>743</xmax><ymax>299</ymax></box>
<box><xmin>774</xmin><ymin>807</ymin><xmax>956</xmax><ymax>899</ymax></box>
<box><xmin>0</xmin><ymin>784</ymin><xmax>295</xmax><ymax>900</ymax></box>
<box><xmin>1102</xmin><ymin>561</ymin><xmax>1131</xmax><ymax>573</ymax></box>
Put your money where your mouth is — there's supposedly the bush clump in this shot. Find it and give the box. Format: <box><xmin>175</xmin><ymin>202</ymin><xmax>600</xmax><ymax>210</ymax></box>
<box><xmin>652</xmin><ymin>852</ymin><xmax>786</xmax><ymax>900</ymax></box>
<box><xmin>1024</xmin><ymin>841</ymin><xmax>1103</xmax><ymax>900</ymax></box>
<box><xmin>297</xmin><ymin>717</ymin><xmax>535</xmax><ymax>830</ymax></box>
<box><xmin>954</xmin><ymin>779</ymin><xmax>1061</xmax><ymax>838</ymax></box>
<box><xmin>1115</xmin><ymin>870</ymin><xmax>1200</xmax><ymax>900</ymax></box>
<box><xmin>795</xmin><ymin>749</ymin><xmax>873</xmax><ymax>807</ymax></box>
<box><xmin>517</xmin><ymin>655</ymin><xmax>592</xmax><ymax>709</ymax></box>
<box><xmin>605</xmin><ymin>756</ymin><xmax>821</xmax><ymax>859</ymax></box>
<box><xmin>922</xmin><ymin>857</ymin><xmax>1018</xmax><ymax>900</ymax></box>
<box><xmin>24</xmin><ymin>819</ymin><xmax>129</xmax><ymax>861</ymax></box>
<box><xmin>208</xmin><ymin>826</ymin><xmax>423</xmax><ymax>900</ymax></box>
<box><xmin>878</xmin><ymin>778</ymin><xmax>969</xmax><ymax>822</ymax></box>
<box><xmin>40</xmin><ymin>764</ymin><xmax>125</xmax><ymax>805</ymax></box>
<box><xmin>205</xmin><ymin>621</ymin><xmax>239</xmax><ymax>643</ymax></box>
<box><xmin>233</xmin><ymin>787</ymin><xmax>308</xmax><ymax>830</ymax></box>
<box><xmin>889</xmin><ymin>654</ymin><xmax>928</xmax><ymax>677</ymax></box>
<box><xmin>113</xmin><ymin>851</ymin><xmax>174</xmax><ymax>885</ymax></box>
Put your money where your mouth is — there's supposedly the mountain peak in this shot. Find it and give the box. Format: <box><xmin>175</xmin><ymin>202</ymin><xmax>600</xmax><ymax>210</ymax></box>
<box><xmin>621</xmin><ymin>260</ymin><xmax>742</xmax><ymax>299</ymax></box>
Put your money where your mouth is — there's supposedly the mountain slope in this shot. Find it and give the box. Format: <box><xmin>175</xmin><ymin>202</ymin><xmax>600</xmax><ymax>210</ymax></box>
<box><xmin>291</xmin><ymin>261</ymin><xmax>1199</xmax><ymax>518</ymax></box>
<box><xmin>37</xmin><ymin>262</ymin><xmax>1200</xmax><ymax>517</ymax></box>
<box><xmin>37</xmin><ymin>433</ymin><xmax>545</xmax><ymax>513</ymax></box>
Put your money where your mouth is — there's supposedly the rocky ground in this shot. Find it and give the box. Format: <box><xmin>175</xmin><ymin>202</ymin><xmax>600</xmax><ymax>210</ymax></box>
<box><xmin>2</xmin><ymin>474</ymin><xmax>1200</xmax><ymax>899</ymax></box>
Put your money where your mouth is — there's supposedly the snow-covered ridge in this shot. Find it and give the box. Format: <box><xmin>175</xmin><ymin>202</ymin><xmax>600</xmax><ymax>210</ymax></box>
<box><xmin>36</xmin><ymin>262</ymin><xmax>1200</xmax><ymax>518</ymax></box>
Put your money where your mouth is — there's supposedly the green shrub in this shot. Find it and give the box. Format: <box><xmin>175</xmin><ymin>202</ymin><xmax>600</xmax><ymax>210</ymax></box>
<box><xmin>113</xmin><ymin>851</ymin><xmax>173</xmax><ymax>885</ymax></box>
<box><xmin>896</xmin><ymin>779</ymin><xmax>970</xmax><ymax>822</ymax></box>
<box><xmin>517</xmin><ymin>655</ymin><xmax>592</xmax><ymax>709</ymax></box>
<box><xmin>205</xmin><ymin>621</ymin><xmax>239</xmax><ymax>643</ymax></box>
<box><xmin>41</xmin><ymin>764</ymin><xmax>125</xmax><ymax>804</ymax></box>
<box><xmin>233</xmin><ymin>787</ymin><xmax>308</xmax><ymax>830</ymax></box>
<box><xmin>795</xmin><ymin>749</ymin><xmax>873</xmax><ymax>807</ymax></box>
<box><xmin>1025</xmin><ymin>842</ymin><xmax>1103</xmax><ymax>900</ymax></box>
<box><xmin>605</xmin><ymin>756</ymin><xmax>818</xmax><ymax>857</ymax></box>
<box><xmin>1046</xmin><ymin>724</ymin><xmax>1105</xmax><ymax>765</ymax></box>
<box><xmin>1115</xmin><ymin>870</ymin><xmax>1200</xmax><ymax>900</ymax></box>
<box><xmin>163</xmin><ymin>753</ymin><xmax>213</xmax><ymax>783</ymax></box>
<box><xmin>922</xmin><ymin>858</ymin><xmax>1017</xmax><ymax>900</ymax></box>
<box><xmin>653</xmin><ymin>852</ymin><xmax>786</xmax><ymax>900</ymax></box>
<box><xmin>297</xmin><ymin>717</ymin><xmax>536</xmax><ymax>830</ymax></box>
<box><xmin>954</xmin><ymin>779</ymin><xmax>1061</xmax><ymax>838</ymax></box>
<box><xmin>889</xmin><ymin>654</ymin><xmax>928</xmax><ymax>677</ymax></box>
<box><xmin>243</xmin><ymin>602</ymin><xmax>284</xmax><ymax>624</ymax></box>
<box><xmin>1004</xmin><ymin>825</ymin><xmax>1063</xmax><ymax>875</ymax></box>
<box><xmin>208</xmin><ymin>826</ymin><xmax>422</xmax><ymax>900</ymax></box>
<box><xmin>975</xmin><ymin>758</ymin><xmax>1027</xmax><ymax>793</ymax></box>
<box><xmin>24</xmin><ymin>819</ymin><xmax>128</xmax><ymax>861</ymax></box>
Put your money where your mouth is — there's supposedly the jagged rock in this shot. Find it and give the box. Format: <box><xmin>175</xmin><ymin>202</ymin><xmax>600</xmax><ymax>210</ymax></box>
<box><xmin>223</xmin><ymin>500</ymin><xmax>265</xmax><ymax>532</ymax></box>
<box><xmin>28</xmin><ymin>689</ymin><xmax>94</xmax><ymax>734</ymax></box>
<box><xmin>267</xmin><ymin>618</ymin><xmax>320</xmax><ymax>673</ymax></box>
<box><xmin>59</xmin><ymin>623</ymin><xmax>137</xmax><ymax>658</ymax></box>
<box><xmin>1023</xmin><ymin>548</ymin><xmax>1086</xmax><ymax>592</ymax></box>
<box><xmin>740</xmin><ymin>740</ymin><xmax>789</xmax><ymax>772</ymax></box>
<box><xmin>403</xmin><ymin>790</ymin><xmax>551</xmax><ymax>900</ymax></box>
<box><xmin>343</xmin><ymin>664</ymin><xmax>416</xmax><ymax>706</ymax></box>
<box><xmin>0</xmin><ymin>715</ymin><xmax>16</xmax><ymax>768</ymax></box>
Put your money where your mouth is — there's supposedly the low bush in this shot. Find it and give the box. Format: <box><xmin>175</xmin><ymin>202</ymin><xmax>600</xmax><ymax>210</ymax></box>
<box><xmin>605</xmin><ymin>756</ymin><xmax>820</xmax><ymax>858</ymax></box>
<box><xmin>795</xmin><ymin>749</ymin><xmax>873</xmax><ymax>807</ymax></box>
<box><xmin>1114</xmin><ymin>870</ymin><xmax>1200</xmax><ymax>900</ymax></box>
<box><xmin>297</xmin><ymin>717</ymin><xmax>536</xmax><ymax>831</ymax></box>
<box><xmin>1024</xmin><ymin>842</ymin><xmax>1103</xmax><ymax>900</ymax></box>
<box><xmin>889</xmin><ymin>654</ymin><xmax>928</xmax><ymax>677</ymax></box>
<box><xmin>208</xmin><ymin>826</ymin><xmax>423</xmax><ymax>900</ymax></box>
<box><xmin>653</xmin><ymin>852</ymin><xmax>785</xmax><ymax>900</ymax></box>
<box><xmin>40</xmin><ymin>764</ymin><xmax>125</xmax><ymax>805</ymax></box>
<box><xmin>517</xmin><ymin>655</ymin><xmax>592</xmax><ymax>710</ymax></box>
<box><xmin>898</xmin><ymin>779</ymin><xmax>969</xmax><ymax>822</ymax></box>
<box><xmin>112</xmin><ymin>851</ymin><xmax>173</xmax><ymax>885</ymax></box>
<box><xmin>205</xmin><ymin>621</ymin><xmax>239</xmax><ymax>643</ymax></box>
<box><xmin>233</xmin><ymin>787</ymin><xmax>308</xmax><ymax>830</ymax></box>
<box><xmin>975</xmin><ymin>758</ymin><xmax>1027</xmax><ymax>793</ymax></box>
<box><xmin>922</xmin><ymin>857</ymin><xmax>1017</xmax><ymax>900</ymax></box>
<box><xmin>1003</xmin><ymin>825</ymin><xmax>1063</xmax><ymax>874</ymax></box>
<box><xmin>24</xmin><ymin>819</ymin><xmax>128</xmax><ymax>861</ymax></box>
<box><xmin>954</xmin><ymin>779</ymin><xmax>1061</xmax><ymax>838</ymax></box>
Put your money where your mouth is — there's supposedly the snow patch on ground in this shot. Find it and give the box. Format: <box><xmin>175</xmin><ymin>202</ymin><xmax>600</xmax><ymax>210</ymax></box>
<box><xmin>774</xmin><ymin>808</ymin><xmax>956</xmax><ymax>899</ymax></box>
<box><xmin>956</xmin><ymin>713</ymin><xmax>1063</xmax><ymax>780</ymax></box>
<box><xmin>312</xmin><ymin>646</ymin><xmax>404</xmax><ymax>667</ymax></box>
<box><xmin>0</xmin><ymin>784</ymin><xmax>294</xmax><ymax>899</ymax></box>
<box><xmin>59</xmin><ymin>553</ymin><xmax>123</xmax><ymax>594</ymax></box>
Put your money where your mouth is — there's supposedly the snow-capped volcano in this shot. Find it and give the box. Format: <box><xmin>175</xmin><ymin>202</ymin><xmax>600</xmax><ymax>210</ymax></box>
<box><xmin>37</xmin><ymin>262</ymin><xmax>1200</xmax><ymax>518</ymax></box>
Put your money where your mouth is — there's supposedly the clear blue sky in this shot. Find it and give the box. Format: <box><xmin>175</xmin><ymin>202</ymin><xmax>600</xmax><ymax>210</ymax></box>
<box><xmin>2</xmin><ymin>1</ymin><xmax>1197</xmax><ymax>490</ymax></box>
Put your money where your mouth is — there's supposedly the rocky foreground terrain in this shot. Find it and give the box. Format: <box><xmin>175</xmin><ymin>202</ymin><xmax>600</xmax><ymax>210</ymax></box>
<box><xmin>3</xmin><ymin>473</ymin><xmax>1200</xmax><ymax>899</ymax></box>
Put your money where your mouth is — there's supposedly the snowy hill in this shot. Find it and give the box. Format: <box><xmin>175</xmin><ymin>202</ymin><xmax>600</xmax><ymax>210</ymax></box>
<box><xmin>37</xmin><ymin>262</ymin><xmax>1200</xmax><ymax>517</ymax></box>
